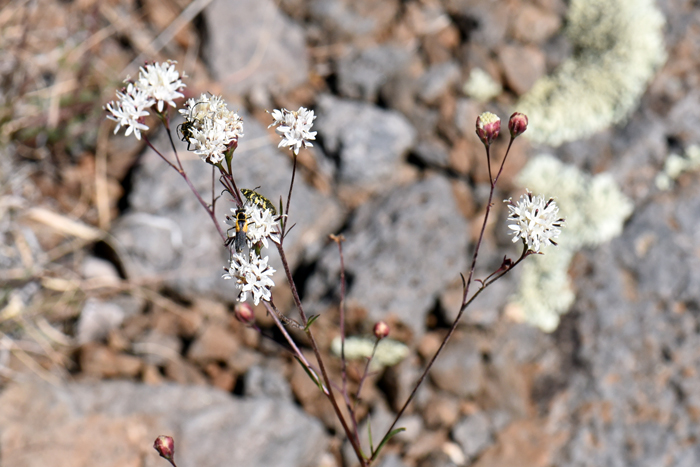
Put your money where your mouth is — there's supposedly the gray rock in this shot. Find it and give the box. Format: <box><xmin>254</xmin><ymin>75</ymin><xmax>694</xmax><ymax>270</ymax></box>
<box><xmin>133</xmin><ymin>330</ymin><xmax>182</xmax><ymax>366</ymax></box>
<box><xmin>337</xmin><ymin>45</ymin><xmax>413</xmax><ymax>101</ymax></box>
<box><xmin>545</xmin><ymin>180</ymin><xmax>700</xmax><ymax>466</ymax></box>
<box><xmin>305</xmin><ymin>175</ymin><xmax>468</xmax><ymax>336</ymax></box>
<box><xmin>0</xmin><ymin>381</ymin><xmax>326</xmax><ymax>467</ymax></box>
<box><xmin>444</xmin><ymin>0</ymin><xmax>508</xmax><ymax>49</ymax></box>
<box><xmin>316</xmin><ymin>95</ymin><xmax>416</xmax><ymax>192</ymax></box>
<box><xmin>203</xmin><ymin>0</ymin><xmax>308</xmax><ymax>97</ymax></box>
<box><xmin>452</xmin><ymin>411</ymin><xmax>493</xmax><ymax>459</ymax></box>
<box><xmin>414</xmin><ymin>139</ymin><xmax>451</xmax><ymax>168</ymax></box>
<box><xmin>81</xmin><ymin>256</ymin><xmax>120</xmax><ymax>283</ymax></box>
<box><xmin>429</xmin><ymin>333</ymin><xmax>483</xmax><ymax>398</ymax></box>
<box><xmin>309</xmin><ymin>0</ymin><xmax>399</xmax><ymax>40</ymax></box>
<box><xmin>244</xmin><ymin>363</ymin><xmax>293</xmax><ymax>400</ymax></box>
<box><xmin>418</xmin><ymin>61</ymin><xmax>461</xmax><ymax>104</ymax></box>
<box><xmin>112</xmin><ymin>110</ymin><xmax>344</xmax><ymax>302</ymax></box>
<box><xmin>77</xmin><ymin>298</ymin><xmax>126</xmax><ymax>344</ymax></box>
<box><xmin>377</xmin><ymin>453</ymin><xmax>408</xmax><ymax>467</ymax></box>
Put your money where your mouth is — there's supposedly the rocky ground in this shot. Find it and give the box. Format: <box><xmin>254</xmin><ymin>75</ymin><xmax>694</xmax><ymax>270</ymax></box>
<box><xmin>2</xmin><ymin>0</ymin><xmax>700</xmax><ymax>466</ymax></box>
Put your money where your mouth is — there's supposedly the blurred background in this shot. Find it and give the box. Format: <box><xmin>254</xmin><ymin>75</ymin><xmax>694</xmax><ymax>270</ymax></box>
<box><xmin>1</xmin><ymin>0</ymin><xmax>700</xmax><ymax>466</ymax></box>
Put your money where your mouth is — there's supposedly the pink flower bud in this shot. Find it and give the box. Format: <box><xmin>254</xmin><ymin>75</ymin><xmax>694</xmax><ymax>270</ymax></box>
<box><xmin>234</xmin><ymin>303</ymin><xmax>255</xmax><ymax>324</ymax></box>
<box><xmin>154</xmin><ymin>436</ymin><xmax>175</xmax><ymax>463</ymax></box>
<box><xmin>373</xmin><ymin>321</ymin><xmax>390</xmax><ymax>339</ymax></box>
<box><xmin>475</xmin><ymin>112</ymin><xmax>501</xmax><ymax>147</ymax></box>
<box><xmin>508</xmin><ymin>112</ymin><xmax>528</xmax><ymax>138</ymax></box>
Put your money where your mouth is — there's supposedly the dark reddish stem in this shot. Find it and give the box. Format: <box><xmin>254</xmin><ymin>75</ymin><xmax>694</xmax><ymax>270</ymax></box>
<box><xmin>354</xmin><ymin>338</ymin><xmax>380</xmax><ymax>410</ymax></box>
<box><xmin>333</xmin><ymin>235</ymin><xmax>360</xmax><ymax>439</ymax></box>
<box><xmin>144</xmin><ymin>136</ymin><xmax>226</xmax><ymax>242</ymax></box>
<box><xmin>371</xmin><ymin>139</ymin><xmax>518</xmax><ymax>461</ymax></box>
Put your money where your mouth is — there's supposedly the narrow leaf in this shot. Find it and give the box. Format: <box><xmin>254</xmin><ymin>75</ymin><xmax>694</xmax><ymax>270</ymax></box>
<box><xmin>373</xmin><ymin>428</ymin><xmax>405</xmax><ymax>457</ymax></box>
<box><xmin>367</xmin><ymin>417</ymin><xmax>374</xmax><ymax>454</ymax></box>
<box><xmin>295</xmin><ymin>356</ymin><xmax>323</xmax><ymax>391</ymax></box>
<box><xmin>304</xmin><ymin>314</ymin><xmax>320</xmax><ymax>332</ymax></box>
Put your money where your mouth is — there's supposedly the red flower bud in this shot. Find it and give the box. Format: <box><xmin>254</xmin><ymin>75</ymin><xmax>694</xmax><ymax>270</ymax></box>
<box><xmin>373</xmin><ymin>321</ymin><xmax>390</xmax><ymax>339</ymax></box>
<box><xmin>508</xmin><ymin>112</ymin><xmax>528</xmax><ymax>138</ymax></box>
<box><xmin>154</xmin><ymin>436</ymin><xmax>175</xmax><ymax>465</ymax></box>
<box><xmin>234</xmin><ymin>303</ymin><xmax>255</xmax><ymax>324</ymax></box>
<box><xmin>475</xmin><ymin>112</ymin><xmax>501</xmax><ymax>147</ymax></box>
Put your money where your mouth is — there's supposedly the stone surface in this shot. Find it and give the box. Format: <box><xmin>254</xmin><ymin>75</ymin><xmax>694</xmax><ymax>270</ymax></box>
<box><xmin>77</xmin><ymin>298</ymin><xmax>126</xmax><ymax>344</ymax></box>
<box><xmin>309</xmin><ymin>0</ymin><xmax>400</xmax><ymax>40</ymax></box>
<box><xmin>418</xmin><ymin>61</ymin><xmax>461</xmax><ymax>104</ymax></box>
<box><xmin>305</xmin><ymin>175</ymin><xmax>468</xmax><ymax>336</ymax></box>
<box><xmin>498</xmin><ymin>44</ymin><xmax>547</xmax><ymax>96</ymax></box>
<box><xmin>187</xmin><ymin>324</ymin><xmax>239</xmax><ymax>364</ymax></box>
<box><xmin>244</xmin><ymin>362</ymin><xmax>293</xmax><ymax>400</ymax></box>
<box><xmin>337</xmin><ymin>45</ymin><xmax>413</xmax><ymax>101</ymax></box>
<box><xmin>547</xmin><ymin>180</ymin><xmax>700</xmax><ymax>466</ymax></box>
<box><xmin>315</xmin><ymin>95</ymin><xmax>416</xmax><ymax>193</ymax></box>
<box><xmin>452</xmin><ymin>411</ymin><xmax>493</xmax><ymax>460</ymax></box>
<box><xmin>429</xmin><ymin>332</ymin><xmax>483</xmax><ymax>398</ymax></box>
<box><xmin>414</xmin><ymin>138</ymin><xmax>451</xmax><ymax>168</ymax></box>
<box><xmin>510</xmin><ymin>4</ymin><xmax>562</xmax><ymax>44</ymax></box>
<box><xmin>0</xmin><ymin>381</ymin><xmax>327</xmax><ymax>467</ymax></box>
<box><xmin>112</xmin><ymin>110</ymin><xmax>344</xmax><ymax>302</ymax></box>
<box><xmin>203</xmin><ymin>0</ymin><xmax>308</xmax><ymax>97</ymax></box>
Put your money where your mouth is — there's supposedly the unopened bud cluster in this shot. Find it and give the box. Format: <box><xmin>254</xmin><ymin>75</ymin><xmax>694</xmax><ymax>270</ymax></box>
<box><xmin>475</xmin><ymin>111</ymin><xmax>529</xmax><ymax>148</ymax></box>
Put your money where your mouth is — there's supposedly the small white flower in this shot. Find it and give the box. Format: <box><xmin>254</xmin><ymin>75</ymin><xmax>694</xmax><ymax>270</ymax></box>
<box><xmin>222</xmin><ymin>252</ymin><xmax>275</xmax><ymax>305</ymax></box>
<box><xmin>505</xmin><ymin>190</ymin><xmax>564</xmax><ymax>253</ymax></box>
<box><xmin>268</xmin><ymin>107</ymin><xmax>317</xmax><ymax>155</ymax></box>
<box><xmin>179</xmin><ymin>93</ymin><xmax>243</xmax><ymax>164</ymax></box>
<box><xmin>104</xmin><ymin>83</ymin><xmax>154</xmax><ymax>140</ymax></box>
<box><xmin>245</xmin><ymin>203</ymin><xmax>280</xmax><ymax>248</ymax></box>
<box><xmin>136</xmin><ymin>60</ymin><xmax>186</xmax><ymax>112</ymax></box>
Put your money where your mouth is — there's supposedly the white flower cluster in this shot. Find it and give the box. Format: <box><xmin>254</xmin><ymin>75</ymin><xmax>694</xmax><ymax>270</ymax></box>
<box><xmin>506</xmin><ymin>191</ymin><xmax>564</xmax><ymax>253</ymax></box>
<box><xmin>268</xmin><ymin>107</ymin><xmax>317</xmax><ymax>155</ymax></box>
<box><xmin>223</xmin><ymin>193</ymin><xmax>280</xmax><ymax>305</ymax></box>
<box><xmin>507</xmin><ymin>154</ymin><xmax>634</xmax><ymax>332</ymax></box>
<box><xmin>105</xmin><ymin>60</ymin><xmax>185</xmax><ymax>140</ymax></box>
<box><xmin>178</xmin><ymin>94</ymin><xmax>244</xmax><ymax>164</ymax></box>
<box><xmin>223</xmin><ymin>252</ymin><xmax>275</xmax><ymax>305</ymax></box>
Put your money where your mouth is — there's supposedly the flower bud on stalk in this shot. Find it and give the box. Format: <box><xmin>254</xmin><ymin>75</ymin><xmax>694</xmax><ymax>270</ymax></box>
<box><xmin>476</xmin><ymin>112</ymin><xmax>501</xmax><ymax>147</ymax></box>
<box><xmin>234</xmin><ymin>303</ymin><xmax>255</xmax><ymax>324</ymax></box>
<box><xmin>154</xmin><ymin>436</ymin><xmax>176</xmax><ymax>466</ymax></box>
<box><xmin>508</xmin><ymin>112</ymin><xmax>528</xmax><ymax>139</ymax></box>
<box><xmin>373</xmin><ymin>321</ymin><xmax>390</xmax><ymax>340</ymax></box>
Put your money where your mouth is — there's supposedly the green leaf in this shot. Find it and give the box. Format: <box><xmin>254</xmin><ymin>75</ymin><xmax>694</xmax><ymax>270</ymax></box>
<box><xmin>367</xmin><ymin>418</ymin><xmax>374</xmax><ymax>454</ymax></box>
<box><xmin>295</xmin><ymin>356</ymin><xmax>323</xmax><ymax>391</ymax></box>
<box><xmin>304</xmin><ymin>314</ymin><xmax>320</xmax><ymax>332</ymax></box>
<box><xmin>373</xmin><ymin>427</ymin><xmax>405</xmax><ymax>457</ymax></box>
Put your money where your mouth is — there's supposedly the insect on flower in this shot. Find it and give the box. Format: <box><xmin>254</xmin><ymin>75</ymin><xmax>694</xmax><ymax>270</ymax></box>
<box><xmin>241</xmin><ymin>188</ymin><xmax>277</xmax><ymax>216</ymax></box>
<box><xmin>176</xmin><ymin>120</ymin><xmax>197</xmax><ymax>150</ymax></box>
<box><xmin>233</xmin><ymin>208</ymin><xmax>249</xmax><ymax>253</ymax></box>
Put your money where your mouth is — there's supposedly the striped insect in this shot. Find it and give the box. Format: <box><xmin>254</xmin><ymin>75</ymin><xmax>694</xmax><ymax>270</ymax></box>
<box><xmin>241</xmin><ymin>188</ymin><xmax>277</xmax><ymax>215</ymax></box>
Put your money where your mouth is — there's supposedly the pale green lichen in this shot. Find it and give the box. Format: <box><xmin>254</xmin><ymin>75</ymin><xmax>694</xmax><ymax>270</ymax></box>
<box><xmin>655</xmin><ymin>145</ymin><xmax>700</xmax><ymax>190</ymax></box>
<box><xmin>331</xmin><ymin>336</ymin><xmax>409</xmax><ymax>369</ymax></box>
<box><xmin>508</xmin><ymin>155</ymin><xmax>634</xmax><ymax>331</ymax></box>
<box><xmin>517</xmin><ymin>0</ymin><xmax>666</xmax><ymax>146</ymax></box>
<box><xmin>463</xmin><ymin>68</ymin><xmax>502</xmax><ymax>102</ymax></box>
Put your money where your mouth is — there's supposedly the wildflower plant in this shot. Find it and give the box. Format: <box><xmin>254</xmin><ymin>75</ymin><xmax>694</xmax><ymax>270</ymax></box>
<box><xmin>105</xmin><ymin>61</ymin><xmax>563</xmax><ymax>466</ymax></box>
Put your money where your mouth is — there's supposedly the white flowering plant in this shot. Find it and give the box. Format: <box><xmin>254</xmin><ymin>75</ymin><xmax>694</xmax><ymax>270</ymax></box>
<box><xmin>106</xmin><ymin>63</ymin><xmax>563</xmax><ymax>467</ymax></box>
